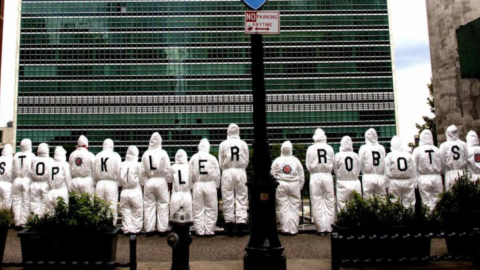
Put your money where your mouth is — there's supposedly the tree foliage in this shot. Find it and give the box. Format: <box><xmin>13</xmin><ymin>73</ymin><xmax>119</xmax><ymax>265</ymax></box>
<box><xmin>409</xmin><ymin>79</ymin><xmax>437</xmax><ymax>149</ymax></box>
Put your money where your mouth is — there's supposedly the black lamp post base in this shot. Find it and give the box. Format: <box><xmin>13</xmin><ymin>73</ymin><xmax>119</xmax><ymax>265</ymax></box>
<box><xmin>244</xmin><ymin>252</ymin><xmax>286</xmax><ymax>270</ymax></box>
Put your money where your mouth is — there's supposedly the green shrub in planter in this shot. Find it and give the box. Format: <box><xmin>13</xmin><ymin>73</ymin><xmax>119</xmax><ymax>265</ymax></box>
<box><xmin>332</xmin><ymin>192</ymin><xmax>437</xmax><ymax>267</ymax></box>
<box><xmin>26</xmin><ymin>193</ymin><xmax>114</xmax><ymax>233</ymax></box>
<box><xmin>20</xmin><ymin>193</ymin><xmax>118</xmax><ymax>269</ymax></box>
<box><xmin>0</xmin><ymin>208</ymin><xmax>13</xmax><ymax>263</ymax></box>
<box><xmin>434</xmin><ymin>173</ymin><xmax>480</xmax><ymax>257</ymax></box>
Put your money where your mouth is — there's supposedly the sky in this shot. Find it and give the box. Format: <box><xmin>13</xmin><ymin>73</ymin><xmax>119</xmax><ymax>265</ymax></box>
<box><xmin>0</xmin><ymin>0</ymin><xmax>433</xmax><ymax>146</ymax></box>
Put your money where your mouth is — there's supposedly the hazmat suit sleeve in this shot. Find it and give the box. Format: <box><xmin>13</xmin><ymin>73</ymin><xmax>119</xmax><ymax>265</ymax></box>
<box><xmin>270</xmin><ymin>158</ymin><xmax>280</xmax><ymax>178</ymax></box>
<box><xmin>384</xmin><ymin>154</ymin><xmax>391</xmax><ymax>188</ymax></box>
<box><xmin>242</xmin><ymin>142</ymin><xmax>250</xmax><ymax>168</ymax></box>
<box><xmin>296</xmin><ymin>157</ymin><xmax>305</xmax><ymax>189</ymax></box>
<box><xmin>218</xmin><ymin>142</ymin><xmax>226</xmax><ymax>171</ymax></box>
<box><xmin>211</xmin><ymin>155</ymin><xmax>221</xmax><ymax>188</ymax></box>
<box><xmin>139</xmin><ymin>163</ymin><xmax>147</xmax><ymax>187</ymax></box>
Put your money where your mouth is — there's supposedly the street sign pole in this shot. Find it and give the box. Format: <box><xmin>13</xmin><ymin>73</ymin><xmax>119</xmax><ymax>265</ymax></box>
<box><xmin>243</xmin><ymin>8</ymin><xmax>286</xmax><ymax>270</ymax></box>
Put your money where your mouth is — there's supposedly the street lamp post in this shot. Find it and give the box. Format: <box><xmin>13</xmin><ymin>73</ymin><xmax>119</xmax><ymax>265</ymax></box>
<box><xmin>243</xmin><ymin>31</ymin><xmax>286</xmax><ymax>270</ymax></box>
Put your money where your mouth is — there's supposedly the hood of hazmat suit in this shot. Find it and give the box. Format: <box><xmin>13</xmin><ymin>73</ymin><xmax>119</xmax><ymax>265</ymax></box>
<box><xmin>467</xmin><ymin>131</ymin><xmax>480</xmax><ymax>176</ymax></box>
<box><xmin>149</xmin><ymin>133</ymin><xmax>162</xmax><ymax>150</ymax></box>
<box><xmin>54</xmin><ymin>146</ymin><xmax>67</xmax><ymax>162</ymax></box>
<box><xmin>306</xmin><ymin>128</ymin><xmax>334</xmax><ymax>174</ymax></box>
<box><xmin>103</xmin><ymin>139</ymin><xmax>114</xmax><ymax>151</ymax></box>
<box><xmin>440</xmin><ymin>125</ymin><xmax>467</xmax><ymax>173</ymax></box>
<box><xmin>120</xmin><ymin>145</ymin><xmax>144</xmax><ymax>234</ymax></box>
<box><xmin>313</xmin><ymin>128</ymin><xmax>327</xmax><ymax>143</ymax></box>
<box><xmin>170</xmin><ymin>149</ymin><xmax>192</xmax><ymax>219</ymax></box>
<box><xmin>77</xmin><ymin>135</ymin><xmax>89</xmax><ymax>149</ymax></box>
<box><xmin>2</xmin><ymin>144</ymin><xmax>13</xmax><ymax>157</ymax></box>
<box><xmin>271</xmin><ymin>141</ymin><xmax>305</xmax><ymax>234</ymax></box>
<box><xmin>37</xmin><ymin>143</ymin><xmax>49</xmax><ymax>157</ymax></box>
<box><xmin>32</xmin><ymin>143</ymin><xmax>53</xmax><ymax>182</ymax></box>
<box><xmin>227</xmin><ymin>123</ymin><xmax>240</xmax><ymax>139</ymax></box>
<box><xmin>94</xmin><ymin>139</ymin><xmax>122</xmax><ymax>182</ymax></box>
<box><xmin>390</xmin><ymin>136</ymin><xmax>404</xmax><ymax>152</ymax></box>
<box><xmin>53</xmin><ymin>146</ymin><xmax>71</xmax><ymax>189</ymax></box>
<box><xmin>69</xmin><ymin>135</ymin><xmax>96</xmax><ymax>179</ymax></box>
<box><xmin>359</xmin><ymin>128</ymin><xmax>385</xmax><ymax>175</ymax></box>
<box><xmin>419</xmin><ymin>129</ymin><xmax>434</xmax><ymax>147</ymax></box>
<box><xmin>0</xmin><ymin>144</ymin><xmax>14</xmax><ymax>183</ymax></box>
<box><xmin>189</xmin><ymin>139</ymin><xmax>221</xmax><ymax>235</ymax></box>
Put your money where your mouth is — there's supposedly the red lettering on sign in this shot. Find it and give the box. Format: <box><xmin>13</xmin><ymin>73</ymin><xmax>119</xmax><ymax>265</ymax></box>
<box><xmin>246</xmin><ymin>11</ymin><xmax>256</xmax><ymax>22</ymax></box>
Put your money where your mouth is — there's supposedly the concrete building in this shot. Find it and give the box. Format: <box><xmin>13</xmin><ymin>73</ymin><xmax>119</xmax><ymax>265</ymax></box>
<box><xmin>16</xmin><ymin>0</ymin><xmax>397</xmax><ymax>156</ymax></box>
<box><xmin>426</xmin><ymin>0</ymin><xmax>480</xmax><ymax>143</ymax></box>
<box><xmin>0</xmin><ymin>127</ymin><xmax>14</xmax><ymax>151</ymax></box>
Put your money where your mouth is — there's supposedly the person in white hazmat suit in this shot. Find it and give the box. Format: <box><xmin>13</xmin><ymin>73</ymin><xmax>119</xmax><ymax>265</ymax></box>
<box><xmin>385</xmin><ymin>136</ymin><xmax>417</xmax><ymax>208</ymax></box>
<box><xmin>120</xmin><ymin>146</ymin><xmax>144</xmax><ymax>234</ymax></box>
<box><xmin>334</xmin><ymin>136</ymin><xmax>361</xmax><ymax>211</ymax></box>
<box><xmin>440</xmin><ymin>125</ymin><xmax>467</xmax><ymax>190</ymax></box>
<box><xmin>47</xmin><ymin>147</ymin><xmax>70</xmax><ymax>213</ymax></box>
<box><xmin>412</xmin><ymin>130</ymin><xmax>443</xmax><ymax>210</ymax></box>
<box><xmin>218</xmin><ymin>124</ymin><xmax>249</xmax><ymax>236</ymax></box>
<box><xmin>189</xmin><ymin>139</ymin><xmax>221</xmax><ymax>236</ymax></box>
<box><xmin>272</xmin><ymin>141</ymin><xmax>305</xmax><ymax>235</ymax></box>
<box><xmin>30</xmin><ymin>143</ymin><xmax>54</xmax><ymax>217</ymax></box>
<box><xmin>94</xmin><ymin>139</ymin><xmax>122</xmax><ymax>223</ymax></box>
<box><xmin>12</xmin><ymin>139</ymin><xmax>36</xmax><ymax>226</ymax></box>
<box><xmin>359</xmin><ymin>128</ymin><xmax>387</xmax><ymax>198</ymax></box>
<box><xmin>466</xmin><ymin>131</ymin><xmax>480</xmax><ymax>182</ymax></box>
<box><xmin>69</xmin><ymin>135</ymin><xmax>96</xmax><ymax>195</ymax></box>
<box><xmin>0</xmin><ymin>144</ymin><xmax>14</xmax><ymax>209</ymax></box>
<box><xmin>170</xmin><ymin>149</ymin><xmax>192</xmax><ymax>219</ymax></box>
<box><xmin>305</xmin><ymin>129</ymin><xmax>334</xmax><ymax>233</ymax></box>
<box><xmin>142</xmin><ymin>133</ymin><xmax>172</xmax><ymax>233</ymax></box>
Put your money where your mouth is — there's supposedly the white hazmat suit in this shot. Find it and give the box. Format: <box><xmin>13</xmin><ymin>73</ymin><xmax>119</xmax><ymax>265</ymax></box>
<box><xmin>94</xmin><ymin>139</ymin><xmax>122</xmax><ymax>223</ymax></box>
<box><xmin>440</xmin><ymin>125</ymin><xmax>467</xmax><ymax>190</ymax></box>
<box><xmin>0</xmin><ymin>144</ymin><xmax>14</xmax><ymax>209</ymax></box>
<box><xmin>47</xmin><ymin>147</ymin><xmax>70</xmax><ymax>213</ymax></box>
<box><xmin>170</xmin><ymin>149</ymin><xmax>192</xmax><ymax>218</ymax></box>
<box><xmin>385</xmin><ymin>136</ymin><xmax>416</xmax><ymax>208</ymax></box>
<box><xmin>306</xmin><ymin>129</ymin><xmax>334</xmax><ymax>233</ymax></box>
<box><xmin>189</xmin><ymin>139</ymin><xmax>221</xmax><ymax>236</ymax></box>
<box><xmin>219</xmin><ymin>124</ymin><xmax>249</xmax><ymax>229</ymax></box>
<box><xmin>30</xmin><ymin>143</ymin><xmax>53</xmax><ymax>217</ymax></box>
<box><xmin>334</xmin><ymin>136</ymin><xmax>361</xmax><ymax>211</ymax></box>
<box><xmin>272</xmin><ymin>141</ymin><xmax>305</xmax><ymax>235</ymax></box>
<box><xmin>359</xmin><ymin>128</ymin><xmax>386</xmax><ymax>198</ymax></box>
<box><xmin>12</xmin><ymin>139</ymin><xmax>36</xmax><ymax>226</ymax></box>
<box><xmin>413</xmin><ymin>130</ymin><xmax>443</xmax><ymax>210</ymax></box>
<box><xmin>142</xmin><ymin>133</ymin><xmax>172</xmax><ymax>233</ymax></box>
<box><xmin>466</xmin><ymin>131</ymin><xmax>480</xmax><ymax>182</ymax></box>
<box><xmin>69</xmin><ymin>135</ymin><xmax>96</xmax><ymax>195</ymax></box>
<box><xmin>120</xmin><ymin>146</ymin><xmax>144</xmax><ymax>234</ymax></box>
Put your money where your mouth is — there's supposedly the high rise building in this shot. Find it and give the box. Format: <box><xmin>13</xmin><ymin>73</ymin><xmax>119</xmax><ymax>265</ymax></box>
<box><xmin>17</xmin><ymin>0</ymin><xmax>396</xmax><ymax>156</ymax></box>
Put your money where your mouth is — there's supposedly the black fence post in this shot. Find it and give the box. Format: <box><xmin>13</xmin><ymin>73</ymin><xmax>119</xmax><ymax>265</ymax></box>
<box><xmin>129</xmin><ymin>234</ymin><xmax>137</xmax><ymax>270</ymax></box>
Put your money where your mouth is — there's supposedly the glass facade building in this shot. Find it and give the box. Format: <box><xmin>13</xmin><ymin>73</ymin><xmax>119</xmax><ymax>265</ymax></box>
<box><xmin>17</xmin><ymin>0</ymin><xmax>396</xmax><ymax>157</ymax></box>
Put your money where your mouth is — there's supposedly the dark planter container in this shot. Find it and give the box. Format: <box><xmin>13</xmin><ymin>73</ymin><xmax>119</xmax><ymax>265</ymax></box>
<box><xmin>443</xmin><ymin>211</ymin><xmax>480</xmax><ymax>257</ymax></box>
<box><xmin>18</xmin><ymin>227</ymin><xmax>119</xmax><ymax>270</ymax></box>
<box><xmin>0</xmin><ymin>227</ymin><xmax>8</xmax><ymax>264</ymax></box>
<box><xmin>331</xmin><ymin>225</ymin><xmax>431</xmax><ymax>268</ymax></box>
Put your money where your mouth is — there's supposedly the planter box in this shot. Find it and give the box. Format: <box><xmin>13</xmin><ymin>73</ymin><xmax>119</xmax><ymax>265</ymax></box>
<box><xmin>331</xmin><ymin>225</ymin><xmax>431</xmax><ymax>268</ymax></box>
<box><xmin>0</xmin><ymin>227</ymin><xmax>8</xmax><ymax>264</ymax></box>
<box><xmin>18</xmin><ymin>227</ymin><xmax>119</xmax><ymax>269</ymax></box>
<box><xmin>443</xmin><ymin>211</ymin><xmax>480</xmax><ymax>257</ymax></box>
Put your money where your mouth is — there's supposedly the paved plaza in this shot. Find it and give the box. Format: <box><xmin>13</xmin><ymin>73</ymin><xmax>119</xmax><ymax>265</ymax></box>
<box><xmin>1</xmin><ymin>229</ymin><xmax>476</xmax><ymax>269</ymax></box>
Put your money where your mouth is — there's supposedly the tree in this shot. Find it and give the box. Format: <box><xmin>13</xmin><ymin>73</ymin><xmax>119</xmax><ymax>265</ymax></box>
<box><xmin>408</xmin><ymin>79</ymin><xmax>437</xmax><ymax>150</ymax></box>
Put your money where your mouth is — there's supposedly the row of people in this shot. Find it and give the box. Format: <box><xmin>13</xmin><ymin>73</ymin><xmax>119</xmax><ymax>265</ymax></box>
<box><xmin>272</xmin><ymin>125</ymin><xmax>480</xmax><ymax>234</ymax></box>
<box><xmin>0</xmin><ymin>124</ymin><xmax>478</xmax><ymax>235</ymax></box>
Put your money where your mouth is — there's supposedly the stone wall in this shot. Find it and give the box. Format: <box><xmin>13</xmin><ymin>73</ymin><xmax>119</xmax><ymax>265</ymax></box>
<box><xmin>426</xmin><ymin>0</ymin><xmax>480</xmax><ymax>143</ymax></box>
<box><xmin>0</xmin><ymin>127</ymin><xmax>14</xmax><ymax>152</ymax></box>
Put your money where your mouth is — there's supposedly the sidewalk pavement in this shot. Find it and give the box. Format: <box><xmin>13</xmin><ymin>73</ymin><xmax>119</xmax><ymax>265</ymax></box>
<box><xmin>2</xmin><ymin>229</ymin><xmax>476</xmax><ymax>269</ymax></box>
